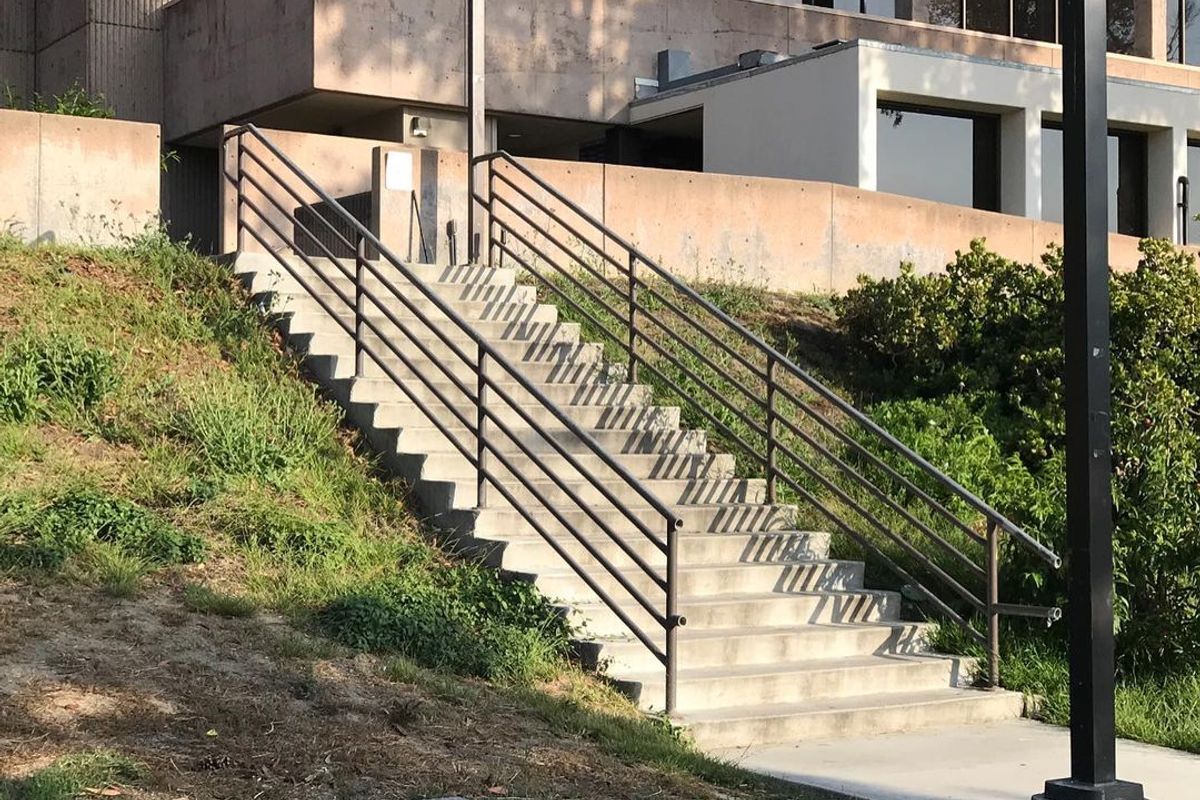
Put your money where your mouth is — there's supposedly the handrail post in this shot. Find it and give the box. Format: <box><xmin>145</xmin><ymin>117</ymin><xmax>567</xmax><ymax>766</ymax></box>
<box><xmin>235</xmin><ymin>137</ymin><xmax>246</xmax><ymax>253</ymax></box>
<box><xmin>987</xmin><ymin>519</ymin><xmax>1001</xmax><ymax>689</ymax></box>
<box><xmin>477</xmin><ymin>346</ymin><xmax>489</xmax><ymax>508</ymax></box>
<box><xmin>486</xmin><ymin>162</ymin><xmax>496</xmax><ymax>269</ymax></box>
<box><xmin>627</xmin><ymin>253</ymin><xmax>639</xmax><ymax>384</ymax></box>
<box><xmin>665</xmin><ymin>517</ymin><xmax>680</xmax><ymax>714</ymax></box>
<box><xmin>766</xmin><ymin>355</ymin><xmax>778</xmax><ymax>504</ymax></box>
<box><xmin>354</xmin><ymin>233</ymin><xmax>367</xmax><ymax>378</ymax></box>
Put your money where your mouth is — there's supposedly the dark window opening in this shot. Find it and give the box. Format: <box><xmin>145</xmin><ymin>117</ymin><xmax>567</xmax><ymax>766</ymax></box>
<box><xmin>1187</xmin><ymin>141</ymin><xmax>1200</xmax><ymax>245</ymax></box>
<box><xmin>1168</xmin><ymin>1</ymin><xmax>1200</xmax><ymax>65</ymax></box>
<box><xmin>1041</xmin><ymin>124</ymin><xmax>1148</xmax><ymax>237</ymax></box>
<box><xmin>877</xmin><ymin>103</ymin><xmax>1001</xmax><ymax>212</ymax></box>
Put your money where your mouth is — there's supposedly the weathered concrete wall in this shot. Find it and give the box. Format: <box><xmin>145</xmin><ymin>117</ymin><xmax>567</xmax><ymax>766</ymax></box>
<box><xmin>165</xmin><ymin>0</ymin><xmax>1200</xmax><ymax>141</ymax></box>
<box><xmin>221</xmin><ymin>126</ymin><xmax>392</xmax><ymax>255</ymax></box>
<box><xmin>0</xmin><ymin>108</ymin><xmax>161</xmax><ymax>244</ymax></box>
<box><xmin>164</xmin><ymin>0</ymin><xmax>316</xmax><ymax>141</ymax></box>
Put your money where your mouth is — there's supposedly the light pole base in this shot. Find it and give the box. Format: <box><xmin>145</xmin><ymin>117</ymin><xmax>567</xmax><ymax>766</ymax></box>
<box><xmin>1035</xmin><ymin>778</ymin><xmax>1146</xmax><ymax>800</ymax></box>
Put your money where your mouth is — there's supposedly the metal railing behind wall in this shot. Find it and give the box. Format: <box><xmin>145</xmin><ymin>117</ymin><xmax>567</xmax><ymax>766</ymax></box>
<box><xmin>224</xmin><ymin>125</ymin><xmax>685</xmax><ymax>710</ymax></box>
<box><xmin>472</xmin><ymin>150</ymin><xmax>1063</xmax><ymax>688</ymax></box>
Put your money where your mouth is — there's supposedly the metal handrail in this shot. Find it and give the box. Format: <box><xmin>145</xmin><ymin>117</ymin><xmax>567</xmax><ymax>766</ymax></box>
<box><xmin>474</xmin><ymin>150</ymin><xmax>1063</xmax><ymax>688</ymax></box>
<box><xmin>223</xmin><ymin>125</ymin><xmax>685</xmax><ymax>710</ymax></box>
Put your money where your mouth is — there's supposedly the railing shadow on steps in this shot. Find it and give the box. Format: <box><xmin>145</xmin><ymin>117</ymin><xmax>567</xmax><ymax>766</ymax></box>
<box><xmin>471</xmin><ymin>150</ymin><xmax>1064</xmax><ymax>689</ymax></box>
<box><xmin>222</xmin><ymin>125</ymin><xmax>686</xmax><ymax>710</ymax></box>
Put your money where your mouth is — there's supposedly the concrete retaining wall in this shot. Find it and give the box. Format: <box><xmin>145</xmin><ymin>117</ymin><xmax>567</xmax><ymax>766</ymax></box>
<box><xmin>228</xmin><ymin>127</ymin><xmax>1155</xmax><ymax>295</ymax></box>
<box><xmin>0</xmin><ymin>108</ymin><xmax>161</xmax><ymax>245</ymax></box>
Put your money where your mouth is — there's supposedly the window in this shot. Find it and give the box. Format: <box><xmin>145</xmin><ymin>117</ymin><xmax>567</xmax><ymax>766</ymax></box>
<box><xmin>876</xmin><ymin>104</ymin><xmax>1000</xmax><ymax>211</ymax></box>
<box><xmin>802</xmin><ymin>1</ymin><xmax>898</xmax><ymax>18</ymax></box>
<box><xmin>1187</xmin><ymin>141</ymin><xmax>1200</xmax><ymax>245</ymax></box>
<box><xmin>1168</xmin><ymin>1</ymin><xmax>1200</xmax><ymax>66</ymax></box>
<box><xmin>1041</xmin><ymin>125</ymin><xmax>1148</xmax><ymax>237</ymax></box>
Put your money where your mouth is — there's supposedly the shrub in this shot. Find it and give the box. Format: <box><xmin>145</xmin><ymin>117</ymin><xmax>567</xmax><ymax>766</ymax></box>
<box><xmin>0</xmin><ymin>333</ymin><xmax>118</xmax><ymax>423</ymax></box>
<box><xmin>0</xmin><ymin>487</ymin><xmax>204</xmax><ymax>570</ymax></box>
<box><xmin>318</xmin><ymin>567</ymin><xmax>569</xmax><ymax>684</ymax></box>
<box><xmin>3</xmin><ymin>81</ymin><xmax>114</xmax><ymax>118</ymax></box>
<box><xmin>839</xmin><ymin>238</ymin><xmax>1200</xmax><ymax>672</ymax></box>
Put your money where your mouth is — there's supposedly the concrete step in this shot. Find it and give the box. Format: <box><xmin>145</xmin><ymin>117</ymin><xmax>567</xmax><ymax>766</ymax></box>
<box><xmin>579</xmin><ymin>622</ymin><xmax>930</xmax><ymax>673</ymax></box>
<box><xmin>621</xmin><ymin>653</ymin><xmax>970</xmax><ymax>713</ymax></box>
<box><xmin>259</xmin><ymin>280</ymin><xmax>539</xmax><ymax>310</ymax></box>
<box><xmin>678</xmin><ymin>687</ymin><xmax>1025</xmax><ymax>747</ymax></box>
<box><xmin>367</xmin><ymin>400</ymin><xmax>682</xmax><ymax>433</ymax></box>
<box><xmin>470</xmin><ymin>530</ymin><xmax>831</xmax><ymax>573</ymax></box>
<box><xmin>568</xmin><ymin>587</ymin><xmax>899</xmax><ymax>638</ymax></box>
<box><xmin>417</xmin><ymin>451</ymin><xmax>737</xmax><ymax>482</ymax></box>
<box><xmin>236</xmin><ymin>253</ymin><xmax>518</xmax><ymax>288</ymax></box>
<box><xmin>457</xmin><ymin>502</ymin><xmax>798</xmax><ymax>539</ymax></box>
<box><xmin>346</xmin><ymin>376</ymin><xmax>653</xmax><ymax>408</ymax></box>
<box><xmin>436</xmin><ymin>477</ymin><xmax>763</xmax><ymax>513</ymax></box>
<box><xmin>381</xmin><ymin>425</ymin><xmax>709</xmax><ymax>457</ymax></box>
<box><xmin>282</xmin><ymin>307</ymin><xmax>585</xmax><ymax>348</ymax></box>
<box><xmin>297</xmin><ymin>333</ymin><xmax>608</xmax><ymax>385</ymax></box>
<box><xmin>533</xmin><ymin>560</ymin><xmax>865</xmax><ymax>605</ymax></box>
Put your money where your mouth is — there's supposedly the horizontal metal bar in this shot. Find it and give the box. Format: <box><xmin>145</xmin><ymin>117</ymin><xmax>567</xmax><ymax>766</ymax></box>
<box><xmin>995</xmin><ymin>603</ymin><xmax>1063</xmax><ymax>622</ymax></box>
<box><xmin>481</xmin><ymin>449</ymin><xmax>669</xmax><ymax>626</ymax></box>
<box><xmin>239</xmin><ymin>225</ymin><xmax>481</xmax><ymax>466</ymax></box>
<box><xmin>474</xmin><ymin>148</ymin><xmax>1059</xmax><ymax>570</ymax></box>
<box><xmin>490</xmin><ymin>171</ymin><xmax>629</xmax><ymax>275</ymax></box>
<box><xmin>771</xmin><ymin>413</ymin><xmax>988</xmax><ymax>579</ymax></box>
<box><xmin>773</xmin><ymin>468</ymin><xmax>986</xmax><ymax>641</ymax></box>
<box><xmin>774</xmin><ymin>467</ymin><xmax>986</xmax><ymax>614</ymax></box>
<box><xmin>481</xmin><ymin>466</ymin><xmax>669</xmax><ymax>661</ymax></box>
<box><xmin>232</xmin><ymin>126</ymin><xmax>681</xmax><ymax>529</ymax></box>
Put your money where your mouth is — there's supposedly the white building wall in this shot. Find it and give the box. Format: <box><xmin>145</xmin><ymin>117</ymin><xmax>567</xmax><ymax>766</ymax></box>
<box><xmin>632</xmin><ymin>40</ymin><xmax>1200</xmax><ymax>243</ymax></box>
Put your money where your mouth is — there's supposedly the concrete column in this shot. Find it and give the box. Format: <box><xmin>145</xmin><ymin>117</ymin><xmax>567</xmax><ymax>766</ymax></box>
<box><xmin>1134</xmin><ymin>0</ymin><xmax>1169</xmax><ymax>60</ymax></box>
<box><xmin>1146</xmin><ymin>125</ymin><xmax>1187</xmax><ymax>240</ymax></box>
<box><xmin>857</xmin><ymin>84</ymin><xmax>878</xmax><ymax>191</ymax></box>
<box><xmin>1000</xmin><ymin>107</ymin><xmax>1043</xmax><ymax>219</ymax></box>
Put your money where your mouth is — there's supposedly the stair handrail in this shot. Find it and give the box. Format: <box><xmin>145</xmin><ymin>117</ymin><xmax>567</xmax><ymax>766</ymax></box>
<box><xmin>473</xmin><ymin>150</ymin><xmax>1063</xmax><ymax>689</ymax></box>
<box><xmin>224</xmin><ymin>125</ymin><xmax>685</xmax><ymax>711</ymax></box>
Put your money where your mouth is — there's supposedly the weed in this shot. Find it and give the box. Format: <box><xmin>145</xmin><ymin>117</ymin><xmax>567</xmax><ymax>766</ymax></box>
<box><xmin>182</xmin><ymin>583</ymin><xmax>257</xmax><ymax>618</ymax></box>
<box><xmin>0</xmin><ymin>332</ymin><xmax>118</xmax><ymax>424</ymax></box>
<box><xmin>70</xmin><ymin>543</ymin><xmax>153</xmax><ymax>598</ymax></box>
<box><xmin>217</xmin><ymin>501</ymin><xmax>353</xmax><ymax>565</ymax></box>
<box><xmin>0</xmin><ymin>749</ymin><xmax>141</xmax><ymax>800</ymax></box>
<box><xmin>170</xmin><ymin>375</ymin><xmax>339</xmax><ymax>482</ymax></box>
<box><xmin>0</xmin><ymin>487</ymin><xmax>204</xmax><ymax>571</ymax></box>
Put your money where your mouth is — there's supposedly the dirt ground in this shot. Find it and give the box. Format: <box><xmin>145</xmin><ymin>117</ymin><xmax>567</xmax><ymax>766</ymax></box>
<box><xmin>0</xmin><ymin>580</ymin><xmax>753</xmax><ymax>800</ymax></box>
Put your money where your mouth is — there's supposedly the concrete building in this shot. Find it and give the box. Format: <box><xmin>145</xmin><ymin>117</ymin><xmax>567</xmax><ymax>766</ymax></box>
<box><xmin>3</xmin><ymin>0</ymin><xmax>1200</xmax><ymax>247</ymax></box>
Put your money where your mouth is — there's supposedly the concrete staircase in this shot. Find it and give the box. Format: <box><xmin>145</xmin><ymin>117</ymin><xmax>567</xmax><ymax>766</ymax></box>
<box><xmin>234</xmin><ymin>251</ymin><xmax>1024</xmax><ymax>749</ymax></box>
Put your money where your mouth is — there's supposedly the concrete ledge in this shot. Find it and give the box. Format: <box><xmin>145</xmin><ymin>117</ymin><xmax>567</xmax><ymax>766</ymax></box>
<box><xmin>0</xmin><ymin>108</ymin><xmax>161</xmax><ymax>245</ymax></box>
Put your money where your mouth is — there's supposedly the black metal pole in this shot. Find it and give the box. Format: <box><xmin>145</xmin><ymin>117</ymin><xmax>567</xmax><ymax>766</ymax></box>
<box><xmin>1036</xmin><ymin>2</ymin><xmax>1143</xmax><ymax>799</ymax></box>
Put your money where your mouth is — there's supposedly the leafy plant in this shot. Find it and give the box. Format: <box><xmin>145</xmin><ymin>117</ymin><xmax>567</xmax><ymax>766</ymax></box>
<box><xmin>0</xmin><ymin>333</ymin><xmax>118</xmax><ymax>423</ymax></box>
<box><xmin>2</xmin><ymin>80</ymin><xmax>115</xmax><ymax>119</ymax></box>
<box><xmin>839</xmin><ymin>238</ymin><xmax>1200</xmax><ymax>672</ymax></box>
<box><xmin>0</xmin><ymin>487</ymin><xmax>204</xmax><ymax>571</ymax></box>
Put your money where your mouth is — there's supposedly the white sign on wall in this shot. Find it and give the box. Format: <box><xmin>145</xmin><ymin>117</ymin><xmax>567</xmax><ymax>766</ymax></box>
<box><xmin>385</xmin><ymin>151</ymin><xmax>414</xmax><ymax>192</ymax></box>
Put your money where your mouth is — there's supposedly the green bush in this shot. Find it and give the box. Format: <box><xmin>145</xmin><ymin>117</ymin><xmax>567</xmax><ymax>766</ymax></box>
<box><xmin>2</xmin><ymin>81</ymin><xmax>114</xmax><ymax>119</ymax></box>
<box><xmin>319</xmin><ymin>567</ymin><xmax>569</xmax><ymax>684</ymax></box>
<box><xmin>0</xmin><ymin>333</ymin><xmax>118</xmax><ymax>423</ymax></box>
<box><xmin>0</xmin><ymin>487</ymin><xmax>204</xmax><ymax>570</ymax></box>
<box><xmin>839</xmin><ymin>238</ymin><xmax>1200</xmax><ymax>672</ymax></box>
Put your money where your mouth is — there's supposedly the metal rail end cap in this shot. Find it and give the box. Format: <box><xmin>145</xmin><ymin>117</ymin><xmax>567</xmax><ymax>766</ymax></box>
<box><xmin>1046</xmin><ymin>606</ymin><xmax>1063</xmax><ymax>626</ymax></box>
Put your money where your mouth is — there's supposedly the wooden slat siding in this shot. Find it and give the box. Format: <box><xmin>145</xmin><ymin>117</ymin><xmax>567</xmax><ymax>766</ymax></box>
<box><xmin>88</xmin><ymin>21</ymin><xmax>162</xmax><ymax>121</ymax></box>
<box><xmin>162</xmin><ymin>145</ymin><xmax>221</xmax><ymax>255</ymax></box>
<box><xmin>296</xmin><ymin>193</ymin><xmax>373</xmax><ymax>259</ymax></box>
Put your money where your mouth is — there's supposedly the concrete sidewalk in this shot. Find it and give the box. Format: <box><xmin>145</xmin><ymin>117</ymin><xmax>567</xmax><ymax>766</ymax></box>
<box><xmin>714</xmin><ymin>720</ymin><xmax>1199</xmax><ymax>800</ymax></box>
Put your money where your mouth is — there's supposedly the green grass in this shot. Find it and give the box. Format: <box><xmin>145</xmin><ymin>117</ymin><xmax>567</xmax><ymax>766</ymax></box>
<box><xmin>0</xmin><ymin>750</ymin><xmax>142</xmax><ymax>800</ymax></box>
<box><xmin>182</xmin><ymin>583</ymin><xmax>258</xmax><ymax>618</ymax></box>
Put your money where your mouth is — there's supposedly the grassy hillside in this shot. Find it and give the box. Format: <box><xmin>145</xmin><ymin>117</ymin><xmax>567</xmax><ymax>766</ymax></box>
<box><xmin>0</xmin><ymin>233</ymin><xmax>835</xmax><ymax>800</ymax></box>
